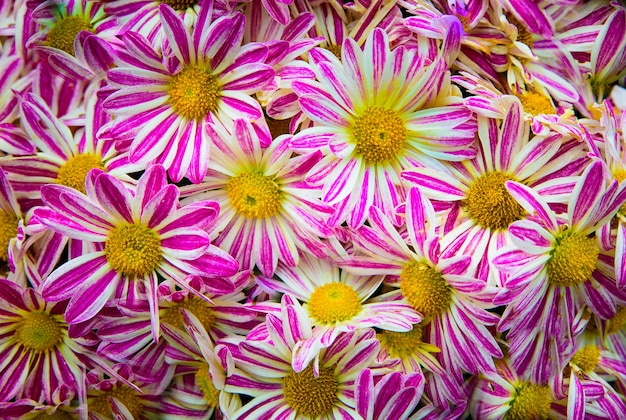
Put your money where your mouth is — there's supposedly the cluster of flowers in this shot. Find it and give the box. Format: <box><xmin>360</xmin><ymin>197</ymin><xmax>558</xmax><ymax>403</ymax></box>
<box><xmin>0</xmin><ymin>0</ymin><xmax>625</xmax><ymax>418</ymax></box>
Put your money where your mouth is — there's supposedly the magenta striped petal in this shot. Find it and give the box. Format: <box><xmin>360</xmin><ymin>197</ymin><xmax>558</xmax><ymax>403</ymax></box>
<box><xmin>567</xmin><ymin>371</ymin><xmax>584</xmax><ymax>420</ymax></box>
<box><xmin>220</xmin><ymin>91</ymin><xmax>263</xmax><ymax>119</ymax></box>
<box><xmin>616</xmin><ymin>223</ymin><xmax>626</xmax><ymax>289</ymax></box>
<box><xmin>321</xmin><ymin>157</ymin><xmax>360</xmax><ymax>204</ymax></box>
<box><xmin>402</xmin><ymin>168</ymin><xmax>465</xmax><ymax>200</ymax></box>
<box><xmin>204</xmin><ymin>14</ymin><xmax>244</xmax><ymax>70</ymax></box>
<box><xmin>108</xmin><ymin>68</ymin><xmax>168</xmax><ymax>86</ymax></box>
<box><xmin>94</xmin><ymin>174</ymin><xmax>134</xmax><ymax>223</ymax></box>
<box><xmin>591</xmin><ymin>8</ymin><xmax>626</xmax><ymax>79</ymax></box>
<box><xmin>221</xmin><ymin>63</ymin><xmax>274</xmax><ymax>93</ymax></box>
<box><xmin>316</xmin><ymin>61</ymin><xmax>354</xmax><ymax>110</ymax></box>
<box><xmin>42</xmin><ymin>253</ymin><xmax>109</xmax><ymax>301</ymax></box>
<box><xmin>505</xmin><ymin>181</ymin><xmax>557</xmax><ymax>230</ymax></box>
<box><xmin>135</xmin><ymin>165</ymin><xmax>169</xmax><ymax>212</ymax></box>
<box><xmin>130</xmin><ymin>112</ymin><xmax>179</xmax><ymax>163</ymax></box>
<box><xmin>20</xmin><ymin>94</ymin><xmax>73</xmax><ymax>159</ymax></box>
<box><xmin>298</xmin><ymin>94</ymin><xmax>350</xmax><ymax>126</ymax></box>
<box><xmin>159</xmin><ymin>4</ymin><xmax>192</xmax><ymax>64</ymax></box>
<box><xmin>569</xmin><ymin>160</ymin><xmax>603</xmax><ymax>227</ymax></box>
<box><xmin>161</xmin><ymin>228</ymin><xmax>210</xmax><ymax>259</ymax></box>
<box><xmin>103</xmin><ymin>88</ymin><xmax>168</xmax><ymax>114</ymax></box>
<box><xmin>33</xmin><ymin>208</ymin><xmax>108</xmax><ymax>241</ymax></box>
<box><xmin>505</xmin><ymin>0</ymin><xmax>553</xmax><ymax>37</ymax></box>
<box><xmin>65</xmin><ymin>266</ymin><xmax>119</xmax><ymax>324</ymax></box>
<box><xmin>262</xmin><ymin>0</ymin><xmax>289</xmax><ymax>24</ymax></box>
<box><xmin>508</xmin><ymin>220</ymin><xmax>553</xmax><ymax>253</ymax></box>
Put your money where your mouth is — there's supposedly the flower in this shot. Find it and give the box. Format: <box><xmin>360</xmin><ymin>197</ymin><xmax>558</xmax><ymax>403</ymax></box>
<box><xmin>33</xmin><ymin>164</ymin><xmax>238</xmax><ymax>340</ymax></box>
<box><xmin>355</xmin><ymin>369</ymin><xmax>423</xmax><ymax>420</ymax></box>
<box><xmin>493</xmin><ymin>160</ymin><xmax>626</xmax><ymax>382</ymax></box>
<box><xmin>103</xmin><ymin>3</ymin><xmax>275</xmax><ymax>183</ymax></box>
<box><xmin>181</xmin><ymin>119</ymin><xmax>334</xmax><ymax>276</ymax></box>
<box><xmin>290</xmin><ymin>27</ymin><xmax>476</xmax><ymax>228</ymax></box>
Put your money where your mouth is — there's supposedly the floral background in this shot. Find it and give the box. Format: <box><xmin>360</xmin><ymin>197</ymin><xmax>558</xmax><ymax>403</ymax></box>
<box><xmin>0</xmin><ymin>0</ymin><xmax>625</xmax><ymax>418</ymax></box>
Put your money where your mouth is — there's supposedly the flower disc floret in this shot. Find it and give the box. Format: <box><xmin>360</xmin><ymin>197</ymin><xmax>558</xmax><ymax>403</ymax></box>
<box><xmin>516</xmin><ymin>92</ymin><xmax>555</xmax><ymax>116</ymax></box>
<box><xmin>56</xmin><ymin>154</ymin><xmax>105</xmax><ymax>193</ymax></box>
<box><xmin>308</xmin><ymin>282</ymin><xmax>362</xmax><ymax>325</ymax></box>
<box><xmin>283</xmin><ymin>366</ymin><xmax>338</xmax><ymax>417</ymax></box>
<box><xmin>571</xmin><ymin>345</ymin><xmax>601</xmax><ymax>373</ymax></box>
<box><xmin>196</xmin><ymin>363</ymin><xmax>220</xmax><ymax>408</ymax></box>
<box><xmin>507</xmin><ymin>383</ymin><xmax>552</xmax><ymax>420</ymax></box>
<box><xmin>0</xmin><ymin>211</ymin><xmax>18</xmax><ymax>261</ymax></box>
<box><xmin>378</xmin><ymin>325</ymin><xmax>424</xmax><ymax>359</ymax></box>
<box><xmin>547</xmin><ymin>231</ymin><xmax>598</xmax><ymax>287</ymax></box>
<box><xmin>227</xmin><ymin>171</ymin><xmax>282</xmax><ymax>218</ymax></box>
<box><xmin>104</xmin><ymin>224</ymin><xmax>162</xmax><ymax>278</ymax></box>
<box><xmin>168</xmin><ymin>65</ymin><xmax>220</xmax><ymax>121</ymax></box>
<box><xmin>45</xmin><ymin>16</ymin><xmax>93</xmax><ymax>56</ymax></box>
<box><xmin>89</xmin><ymin>386</ymin><xmax>144</xmax><ymax>419</ymax></box>
<box><xmin>400</xmin><ymin>261</ymin><xmax>451</xmax><ymax>316</ymax></box>
<box><xmin>608</xmin><ymin>306</ymin><xmax>626</xmax><ymax>334</ymax></box>
<box><xmin>352</xmin><ymin>106</ymin><xmax>406</xmax><ymax>164</ymax></box>
<box><xmin>466</xmin><ymin>172</ymin><xmax>525</xmax><ymax>230</ymax></box>
<box><xmin>33</xmin><ymin>412</ymin><xmax>72</xmax><ymax>420</ymax></box>
<box><xmin>161</xmin><ymin>297</ymin><xmax>216</xmax><ymax>331</ymax></box>
<box><xmin>161</xmin><ymin>0</ymin><xmax>198</xmax><ymax>10</ymax></box>
<box><xmin>15</xmin><ymin>312</ymin><xmax>63</xmax><ymax>352</ymax></box>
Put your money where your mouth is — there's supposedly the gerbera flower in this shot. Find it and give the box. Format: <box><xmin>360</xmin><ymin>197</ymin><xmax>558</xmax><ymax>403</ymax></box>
<box><xmin>224</xmin><ymin>294</ymin><xmax>382</xmax><ymax>419</ymax></box>
<box><xmin>290</xmin><ymin>27</ymin><xmax>476</xmax><ymax>228</ymax></box>
<box><xmin>0</xmin><ymin>280</ymin><xmax>106</xmax><ymax>405</ymax></box>
<box><xmin>402</xmin><ymin>96</ymin><xmax>587</xmax><ymax>283</ymax></box>
<box><xmin>27</xmin><ymin>0</ymin><xmax>119</xmax><ymax>81</ymax></box>
<box><xmin>33</xmin><ymin>164</ymin><xmax>239</xmax><ymax>340</ymax></box>
<box><xmin>493</xmin><ymin>160</ymin><xmax>626</xmax><ymax>383</ymax></box>
<box><xmin>103</xmin><ymin>3</ymin><xmax>275</xmax><ymax>183</ymax></box>
<box><xmin>181</xmin><ymin>119</ymin><xmax>334</xmax><ymax>276</ymax></box>
<box><xmin>341</xmin><ymin>187</ymin><xmax>502</xmax><ymax>377</ymax></box>
<box><xmin>255</xmin><ymin>252</ymin><xmax>421</xmax><ymax>370</ymax></box>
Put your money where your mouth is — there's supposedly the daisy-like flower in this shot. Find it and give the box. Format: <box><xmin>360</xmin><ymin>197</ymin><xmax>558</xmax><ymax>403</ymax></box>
<box><xmin>27</xmin><ymin>0</ymin><xmax>119</xmax><ymax>81</ymax></box>
<box><xmin>0</xmin><ymin>280</ymin><xmax>106</xmax><ymax>405</ymax></box>
<box><xmin>355</xmin><ymin>369</ymin><xmax>423</xmax><ymax>420</ymax></box>
<box><xmin>290</xmin><ymin>27</ymin><xmax>476</xmax><ymax>228</ymax></box>
<box><xmin>255</xmin><ymin>252</ymin><xmax>421</xmax><ymax>370</ymax></box>
<box><xmin>341</xmin><ymin>187</ymin><xmax>503</xmax><ymax>377</ymax></box>
<box><xmin>225</xmin><ymin>294</ymin><xmax>382</xmax><ymax>419</ymax></box>
<box><xmin>402</xmin><ymin>96</ymin><xmax>587</xmax><ymax>283</ymax></box>
<box><xmin>493</xmin><ymin>160</ymin><xmax>626</xmax><ymax>383</ymax></box>
<box><xmin>181</xmin><ymin>119</ymin><xmax>333</xmax><ymax>276</ymax></box>
<box><xmin>33</xmin><ymin>164</ymin><xmax>239</xmax><ymax>340</ymax></box>
<box><xmin>103</xmin><ymin>3</ymin><xmax>275</xmax><ymax>183</ymax></box>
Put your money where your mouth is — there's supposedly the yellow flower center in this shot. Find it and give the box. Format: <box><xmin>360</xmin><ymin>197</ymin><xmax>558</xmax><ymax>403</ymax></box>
<box><xmin>400</xmin><ymin>261</ymin><xmax>451</xmax><ymax>316</ymax></box>
<box><xmin>507</xmin><ymin>383</ymin><xmax>552</xmax><ymax>420</ymax></box>
<box><xmin>378</xmin><ymin>325</ymin><xmax>424</xmax><ymax>359</ymax></box>
<box><xmin>104</xmin><ymin>224</ymin><xmax>162</xmax><ymax>278</ymax></box>
<box><xmin>0</xmin><ymin>210</ymin><xmax>18</xmax><ymax>262</ymax></box>
<box><xmin>195</xmin><ymin>363</ymin><xmax>220</xmax><ymax>408</ymax></box>
<box><xmin>352</xmin><ymin>106</ymin><xmax>406</xmax><ymax>164</ymax></box>
<box><xmin>547</xmin><ymin>231</ymin><xmax>598</xmax><ymax>287</ymax></box>
<box><xmin>15</xmin><ymin>312</ymin><xmax>64</xmax><ymax>353</ymax></box>
<box><xmin>89</xmin><ymin>386</ymin><xmax>144</xmax><ymax>419</ymax></box>
<box><xmin>45</xmin><ymin>15</ymin><xmax>94</xmax><ymax>56</ymax></box>
<box><xmin>466</xmin><ymin>172</ymin><xmax>525</xmax><ymax>230</ymax></box>
<box><xmin>507</xmin><ymin>14</ymin><xmax>534</xmax><ymax>48</ymax></box>
<box><xmin>283</xmin><ymin>366</ymin><xmax>338</xmax><ymax>417</ymax></box>
<box><xmin>226</xmin><ymin>171</ymin><xmax>282</xmax><ymax>218</ymax></box>
<box><xmin>607</xmin><ymin>306</ymin><xmax>626</xmax><ymax>335</ymax></box>
<box><xmin>515</xmin><ymin>91</ymin><xmax>555</xmax><ymax>116</ymax></box>
<box><xmin>56</xmin><ymin>153</ymin><xmax>106</xmax><ymax>193</ymax></box>
<box><xmin>33</xmin><ymin>412</ymin><xmax>73</xmax><ymax>420</ymax></box>
<box><xmin>571</xmin><ymin>345</ymin><xmax>601</xmax><ymax>374</ymax></box>
<box><xmin>307</xmin><ymin>282</ymin><xmax>362</xmax><ymax>325</ymax></box>
<box><xmin>161</xmin><ymin>296</ymin><xmax>216</xmax><ymax>332</ymax></box>
<box><xmin>325</xmin><ymin>44</ymin><xmax>342</xmax><ymax>60</ymax></box>
<box><xmin>168</xmin><ymin>65</ymin><xmax>220</xmax><ymax>121</ymax></box>
<box><xmin>160</xmin><ymin>0</ymin><xmax>198</xmax><ymax>10</ymax></box>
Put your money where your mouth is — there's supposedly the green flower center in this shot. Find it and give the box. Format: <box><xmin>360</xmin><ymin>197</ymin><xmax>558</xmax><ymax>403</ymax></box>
<box><xmin>307</xmin><ymin>282</ymin><xmax>362</xmax><ymax>325</ymax></box>
<box><xmin>547</xmin><ymin>231</ymin><xmax>598</xmax><ymax>287</ymax></box>
<box><xmin>226</xmin><ymin>171</ymin><xmax>282</xmax><ymax>218</ymax></box>
<box><xmin>400</xmin><ymin>261</ymin><xmax>451</xmax><ymax>316</ymax></box>
<box><xmin>466</xmin><ymin>172</ymin><xmax>525</xmax><ymax>230</ymax></box>
<box><xmin>507</xmin><ymin>383</ymin><xmax>552</xmax><ymax>420</ymax></box>
<box><xmin>352</xmin><ymin>106</ymin><xmax>406</xmax><ymax>164</ymax></box>
<box><xmin>104</xmin><ymin>224</ymin><xmax>162</xmax><ymax>278</ymax></box>
<box><xmin>56</xmin><ymin>153</ymin><xmax>105</xmax><ymax>193</ymax></box>
<box><xmin>46</xmin><ymin>15</ymin><xmax>94</xmax><ymax>56</ymax></box>
<box><xmin>168</xmin><ymin>65</ymin><xmax>220</xmax><ymax>121</ymax></box>
<box><xmin>15</xmin><ymin>312</ymin><xmax>64</xmax><ymax>353</ymax></box>
<box><xmin>283</xmin><ymin>366</ymin><xmax>338</xmax><ymax>417</ymax></box>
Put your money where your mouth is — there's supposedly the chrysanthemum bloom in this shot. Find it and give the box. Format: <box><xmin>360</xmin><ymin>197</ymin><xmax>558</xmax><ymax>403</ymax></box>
<box><xmin>26</xmin><ymin>0</ymin><xmax>119</xmax><ymax>81</ymax></box>
<box><xmin>34</xmin><ymin>164</ymin><xmax>239</xmax><ymax>340</ymax></box>
<box><xmin>103</xmin><ymin>3</ymin><xmax>275</xmax><ymax>183</ymax></box>
<box><xmin>225</xmin><ymin>294</ymin><xmax>382</xmax><ymax>419</ymax></box>
<box><xmin>402</xmin><ymin>97</ymin><xmax>587</xmax><ymax>283</ymax></box>
<box><xmin>604</xmin><ymin>306</ymin><xmax>626</xmax><ymax>390</ymax></box>
<box><xmin>181</xmin><ymin>119</ymin><xmax>334</xmax><ymax>276</ymax></box>
<box><xmin>341</xmin><ymin>188</ymin><xmax>502</xmax><ymax>377</ymax></box>
<box><xmin>0</xmin><ymin>280</ymin><xmax>106</xmax><ymax>405</ymax></box>
<box><xmin>290</xmin><ymin>27</ymin><xmax>476</xmax><ymax>228</ymax></box>
<box><xmin>469</xmin><ymin>358</ymin><xmax>563</xmax><ymax>420</ymax></box>
<box><xmin>493</xmin><ymin>160</ymin><xmax>626</xmax><ymax>383</ymax></box>
<box><xmin>355</xmin><ymin>369</ymin><xmax>423</xmax><ymax>420</ymax></box>
<box><xmin>255</xmin><ymin>252</ymin><xmax>421</xmax><ymax>370</ymax></box>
